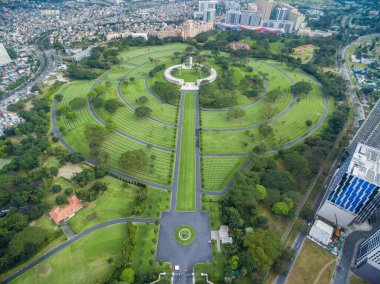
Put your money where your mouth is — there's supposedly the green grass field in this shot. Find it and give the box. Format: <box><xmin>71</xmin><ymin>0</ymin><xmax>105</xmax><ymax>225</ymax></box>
<box><xmin>171</xmin><ymin>69</ymin><xmax>205</xmax><ymax>82</ymax></box>
<box><xmin>176</xmin><ymin>93</ymin><xmax>196</xmax><ymax>211</ymax></box>
<box><xmin>12</xmin><ymin>224</ymin><xmax>130</xmax><ymax>284</ymax></box>
<box><xmin>201</xmin><ymin>156</ymin><xmax>246</xmax><ymax>190</ymax></box>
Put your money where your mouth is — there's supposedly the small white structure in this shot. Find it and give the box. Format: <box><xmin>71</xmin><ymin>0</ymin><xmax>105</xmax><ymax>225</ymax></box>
<box><xmin>163</xmin><ymin>57</ymin><xmax>217</xmax><ymax>91</ymax></box>
<box><xmin>219</xmin><ymin>225</ymin><xmax>233</xmax><ymax>244</ymax></box>
<box><xmin>308</xmin><ymin>220</ymin><xmax>334</xmax><ymax>246</ymax></box>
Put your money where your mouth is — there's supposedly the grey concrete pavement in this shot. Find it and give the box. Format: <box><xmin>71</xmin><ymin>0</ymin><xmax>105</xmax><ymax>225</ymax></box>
<box><xmin>156</xmin><ymin>211</ymin><xmax>212</xmax><ymax>284</ymax></box>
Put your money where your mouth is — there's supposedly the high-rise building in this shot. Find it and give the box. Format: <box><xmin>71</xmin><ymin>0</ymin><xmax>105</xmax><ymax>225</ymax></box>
<box><xmin>198</xmin><ymin>1</ymin><xmax>218</xmax><ymax>12</ymax></box>
<box><xmin>256</xmin><ymin>0</ymin><xmax>274</xmax><ymax>21</ymax></box>
<box><xmin>225</xmin><ymin>10</ymin><xmax>241</xmax><ymax>25</ymax></box>
<box><xmin>317</xmin><ymin>143</ymin><xmax>380</xmax><ymax>227</ymax></box>
<box><xmin>288</xmin><ymin>7</ymin><xmax>305</xmax><ymax>31</ymax></box>
<box><xmin>355</xmin><ymin>229</ymin><xmax>380</xmax><ymax>283</ymax></box>
<box><xmin>225</xmin><ymin>1</ymin><xmax>240</xmax><ymax>11</ymax></box>
<box><xmin>240</xmin><ymin>10</ymin><xmax>261</xmax><ymax>27</ymax></box>
<box><xmin>348</xmin><ymin>99</ymin><xmax>380</xmax><ymax>154</ymax></box>
<box><xmin>203</xmin><ymin>9</ymin><xmax>216</xmax><ymax>22</ymax></box>
<box><xmin>275</xmin><ymin>7</ymin><xmax>289</xmax><ymax>21</ymax></box>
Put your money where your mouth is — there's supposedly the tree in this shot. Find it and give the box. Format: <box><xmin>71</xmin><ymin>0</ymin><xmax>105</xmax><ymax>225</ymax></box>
<box><xmin>306</xmin><ymin>119</ymin><xmax>312</xmax><ymax>127</ymax></box>
<box><xmin>136</xmin><ymin>96</ymin><xmax>148</xmax><ymax>105</ymax></box>
<box><xmin>258</xmin><ymin>124</ymin><xmax>273</xmax><ymax>137</ymax></box>
<box><xmin>244</xmin><ymin>229</ymin><xmax>281</xmax><ymax>271</ymax></box>
<box><xmin>222</xmin><ymin>207</ymin><xmax>241</xmax><ymax>228</ymax></box>
<box><xmin>55</xmin><ymin>194</ymin><xmax>68</xmax><ymax>205</ymax></box>
<box><xmin>69</xmin><ymin>98</ymin><xmax>87</xmax><ymax>110</ymax></box>
<box><xmin>50</xmin><ymin>166</ymin><xmax>59</xmax><ymax>176</ymax></box>
<box><xmin>255</xmin><ymin>184</ymin><xmax>267</xmax><ymax>201</ymax></box>
<box><xmin>92</xmin><ymin>97</ymin><xmax>104</xmax><ymax>108</ymax></box>
<box><xmin>266</xmin><ymin>89</ymin><xmax>282</xmax><ymax>102</ymax></box>
<box><xmin>227</xmin><ymin>108</ymin><xmax>245</xmax><ymax>120</ymax></box>
<box><xmin>135</xmin><ymin>106</ymin><xmax>152</xmax><ymax>118</ymax></box>
<box><xmin>119</xmin><ymin>149</ymin><xmax>148</xmax><ymax>170</ymax></box>
<box><xmin>261</xmin><ymin>170</ymin><xmax>294</xmax><ymax>192</ymax></box>
<box><xmin>272</xmin><ymin>202</ymin><xmax>290</xmax><ymax>215</ymax></box>
<box><xmin>129</xmin><ymin>77</ymin><xmax>135</xmax><ymax>83</ymax></box>
<box><xmin>120</xmin><ymin>267</ymin><xmax>135</xmax><ymax>283</ymax></box>
<box><xmin>51</xmin><ymin>184</ymin><xmax>62</xmax><ymax>193</ymax></box>
<box><xmin>104</xmin><ymin>99</ymin><xmax>122</xmax><ymax>113</ymax></box>
<box><xmin>291</xmin><ymin>81</ymin><xmax>312</xmax><ymax>96</ymax></box>
<box><xmin>64</xmin><ymin>188</ymin><xmax>74</xmax><ymax>196</ymax></box>
<box><xmin>228</xmin><ymin>255</ymin><xmax>239</xmax><ymax>270</ymax></box>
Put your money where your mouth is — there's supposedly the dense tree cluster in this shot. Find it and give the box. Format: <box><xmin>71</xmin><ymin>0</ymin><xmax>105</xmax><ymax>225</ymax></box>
<box><xmin>151</xmin><ymin>81</ymin><xmax>179</xmax><ymax>104</ymax></box>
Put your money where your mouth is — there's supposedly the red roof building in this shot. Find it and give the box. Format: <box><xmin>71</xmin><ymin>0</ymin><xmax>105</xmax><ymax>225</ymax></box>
<box><xmin>230</xmin><ymin>42</ymin><xmax>250</xmax><ymax>50</ymax></box>
<box><xmin>49</xmin><ymin>195</ymin><xmax>83</xmax><ymax>224</ymax></box>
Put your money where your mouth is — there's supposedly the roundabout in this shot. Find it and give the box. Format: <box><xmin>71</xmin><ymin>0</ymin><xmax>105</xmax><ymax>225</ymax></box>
<box><xmin>164</xmin><ymin>56</ymin><xmax>217</xmax><ymax>91</ymax></box>
<box><xmin>174</xmin><ymin>224</ymin><xmax>196</xmax><ymax>246</ymax></box>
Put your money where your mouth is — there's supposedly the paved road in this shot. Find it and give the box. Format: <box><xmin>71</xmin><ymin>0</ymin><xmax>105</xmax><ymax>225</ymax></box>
<box><xmin>1</xmin><ymin>48</ymin><xmax>58</xmax><ymax>108</ymax></box>
<box><xmin>339</xmin><ymin>34</ymin><xmax>380</xmax><ymax>127</ymax></box>
<box><xmin>333</xmin><ymin>211</ymin><xmax>380</xmax><ymax>284</ymax></box>
<box><xmin>1</xmin><ymin>217</ymin><xmax>156</xmax><ymax>284</ymax></box>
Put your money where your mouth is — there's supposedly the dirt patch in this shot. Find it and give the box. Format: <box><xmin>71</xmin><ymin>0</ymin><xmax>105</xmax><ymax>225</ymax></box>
<box><xmin>24</xmin><ymin>100</ymin><xmax>34</xmax><ymax>111</ymax></box>
<box><xmin>29</xmin><ymin>221</ymin><xmax>36</xmax><ymax>227</ymax></box>
<box><xmin>313</xmin><ymin>259</ymin><xmax>336</xmax><ymax>284</ymax></box>
<box><xmin>38</xmin><ymin>264</ymin><xmax>52</xmax><ymax>277</ymax></box>
<box><xmin>86</xmin><ymin>212</ymin><xmax>98</xmax><ymax>222</ymax></box>
<box><xmin>57</xmin><ymin>163</ymin><xmax>83</xmax><ymax>179</ymax></box>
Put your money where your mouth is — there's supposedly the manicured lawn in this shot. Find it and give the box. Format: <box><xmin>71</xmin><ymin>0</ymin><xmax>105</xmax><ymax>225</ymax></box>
<box><xmin>174</xmin><ymin>224</ymin><xmax>196</xmax><ymax>246</ymax></box>
<box><xmin>176</xmin><ymin>93</ymin><xmax>196</xmax><ymax>211</ymax></box>
<box><xmin>194</xmin><ymin>243</ymin><xmax>227</xmax><ymax>283</ymax></box>
<box><xmin>286</xmin><ymin>239</ymin><xmax>336</xmax><ymax>284</ymax></box>
<box><xmin>69</xmin><ymin>178</ymin><xmax>171</xmax><ymax>232</ymax></box>
<box><xmin>120</xmin><ymin>78</ymin><xmax>178</xmax><ymax>124</ymax></box>
<box><xmin>12</xmin><ymin>224</ymin><xmax>129</xmax><ymax>284</ymax></box>
<box><xmin>201</xmin><ymin>156</ymin><xmax>246</xmax><ymax>190</ymax></box>
<box><xmin>201</xmin><ymin>195</ymin><xmax>222</xmax><ymax>230</ymax></box>
<box><xmin>67</xmin><ymin>177</ymin><xmax>136</xmax><ymax>233</ymax></box>
<box><xmin>131</xmin><ymin>223</ymin><xmax>171</xmax><ymax>274</ymax></box>
<box><xmin>171</xmin><ymin>69</ymin><xmax>206</xmax><ymax>82</ymax></box>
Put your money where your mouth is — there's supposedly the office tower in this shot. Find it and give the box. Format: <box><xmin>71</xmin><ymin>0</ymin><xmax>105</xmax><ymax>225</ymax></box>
<box><xmin>317</xmin><ymin>143</ymin><xmax>380</xmax><ymax>227</ymax></box>
<box><xmin>355</xmin><ymin>229</ymin><xmax>380</xmax><ymax>283</ymax></box>
<box><xmin>225</xmin><ymin>10</ymin><xmax>241</xmax><ymax>25</ymax></box>
<box><xmin>203</xmin><ymin>9</ymin><xmax>216</xmax><ymax>22</ymax></box>
<box><xmin>348</xmin><ymin>99</ymin><xmax>380</xmax><ymax>154</ymax></box>
<box><xmin>240</xmin><ymin>10</ymin><xmax>261</xmax><ymax>27</ymax></box>
<box><xmin>198</xmin><ymin>1</ymin><xmax>218</xmax><ymax>12</ymax></box>
<box><xmin>225</xmin><ymin>1</ymin><xmax>240</xmax><ymax>11</ymax></box>
<box><xmin>275</xmin><ymin>7</ymin><xmax>289</xmax><ymax>21</ymax></box>
<box><xmin>288</xmin><ymin>7</ymin><xmax>305</xmax><ymax>31</ymax></box>
<box><xmin>256</xmin><ymin>0</ymin><xmax>274</xmax><ymax>21</ymax></box>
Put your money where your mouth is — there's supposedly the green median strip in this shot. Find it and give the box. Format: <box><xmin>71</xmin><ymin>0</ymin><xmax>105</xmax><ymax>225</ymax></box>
<box><xmin>176</xmin><ymin>93</ymin><xmax>196</xmax><ymax>211</ymax></box>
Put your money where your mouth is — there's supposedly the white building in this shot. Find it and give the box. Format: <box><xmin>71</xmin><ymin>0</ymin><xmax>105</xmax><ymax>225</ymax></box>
<box><xmin>0</xmin><ymin>44</ymin><xmax>11</xmax><ymax>66</ymax></box>
<box><xmin>198</xmin><ymin>1</ymin><xmax>218</xmax><ymax>12</ymax></box>
<box><xmin>308</xmin><ymin>220</ymin><xmax>334</xmax><ymax>246</ymax></box>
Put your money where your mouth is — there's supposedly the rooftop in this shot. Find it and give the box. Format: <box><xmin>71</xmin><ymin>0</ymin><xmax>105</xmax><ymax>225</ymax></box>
<box><xmin>49</xmin><ymin>195</ymin><xmax>83</xmax><ymax>224</ymax></box>
<box><xmin>349</xmin><ymin>143</ymin><xmax>380</xmax><ymax>186</ymax></box>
